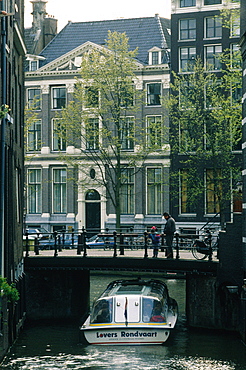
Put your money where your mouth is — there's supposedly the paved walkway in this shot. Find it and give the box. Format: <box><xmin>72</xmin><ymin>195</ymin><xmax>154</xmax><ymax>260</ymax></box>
<box><xmin>25</xmin><ymin>247</ymin><xmax>218</xmax><ymax>261</ymax></box>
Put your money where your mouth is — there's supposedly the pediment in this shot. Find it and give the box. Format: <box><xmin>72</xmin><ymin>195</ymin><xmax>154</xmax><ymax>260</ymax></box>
<box><xmin>38</xmin><ymin>41</ymin><xmax>143</xmax><ymax>73</ymax></box>
<box><xmin>148</xmin><ymin>46</ymin><xmax>162</xmax><ymax>52</ymax></box>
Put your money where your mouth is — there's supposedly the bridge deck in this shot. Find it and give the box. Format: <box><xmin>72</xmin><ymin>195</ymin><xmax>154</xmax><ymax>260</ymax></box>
<box><xmin>24</xmin><ymin>248</ymin><xmax>218</xmax><ymax>276</ymax></box>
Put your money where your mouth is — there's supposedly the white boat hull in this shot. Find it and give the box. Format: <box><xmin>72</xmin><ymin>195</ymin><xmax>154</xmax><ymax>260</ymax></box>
<box><xmin>81</xmin><ymin>327</ymin><xmax>171</xmax><ymax>345</ymax></box>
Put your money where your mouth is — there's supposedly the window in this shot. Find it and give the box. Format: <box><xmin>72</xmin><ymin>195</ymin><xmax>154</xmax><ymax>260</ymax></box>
<box><xmin>27</xmin><ymin>169</ymin><xmax>41</xmax><ymax>214</ymax></box>
<box><xmin>29</xmin><ymin>60</ymin><xmax>39</xmax><ymax>71</ymax></box>
<box><xmin>27</xmin><ymin>88</ymin><xmax>41</xmax><ymax>109</ymax></box>
<box><xmin>231</xmin><ymin>16</ymin><xmax>240</xmax><ymax>37</ymax></box>
<box><xmin>147</xmin><ymin>116</ymin><xmax>162</xmax><ymax>148</ymax></box>
<box><xmin>53</xmin><ymin>169</ymin><xmax>67</xmax><ymax>213</ymax></box>
<box><xmin>205</xmin><ymin>45</ymin><xmax>222</xmax><ymax>70</ymax></box>
<box><xmin>205</xmin><ymin>17</ymin><xmax>222</xmax><ymax>39</ymax></box>
<box><xmin>179</xmin><ymin>121</ymin><xmax>198</xmax><ymax>152</ymax></box>
<box><xmin>152</xmin><ymin>51</ymin><xmax>159</xmax><ymax>65</ymax></box>
<box><xmin>180</xmin><ymin>169</ymin><xmax>196</xmax><ymax>214</ymax></box>
<box><xmin>120</xmin><ymin>168</ymin><xmax>134</xmax><ymax>214</ymax></box>
<box><xmin>120</xmin><ymin>116</ymin><xmax>134</xmax><ymax>150</ymax></box>
<box><xmin>231</xmin><ymin>86</ymin><xmax>242</xmax><ymax>106</ymax></box>
<box><xmin>180</xmin><ymin>19</ymin><xmax>196</xmax><ymax>40</ymax></box>
<box><xmin>52</xmin><ymin>118</ymin><xmax>66</xmax><ymax>151</ymax></box>
<box><xmin>120</xmin><ymin>84</ymin><xmax>134</xmax><ymax>107</ymax></box>
<box><xmin>204</xmin><ymin>0</ymin><xmax>221</xmax><ymax>4</ymax></box>
<box><xmin>27</xmin><ymin>120</ymin><xmax>41</xmax><ymax>152</ymax></box>
<box><xmin>147</xmin><ymin>83</ymin><xmax>161</xmax><ymax>106</ymax></box>
<box><xmin>231</xmin><ymin>43</ymin><xmax>241</xmax><ymax>69</ymax></box>
<box><xmin>84</xmin><ymin>87</ymin><xmax>99</xmax><ymax>108</ymax></box>
<box><xmin>180</xmin><ymin>47</ymin><xmax>196</xmax><ymax>72</ymax></box>
<box><xmin>180</xmin><ymin>0</ymin><xmax>196</xmax><ymax>7</ymax></box>
<box><xmin>147</xmin><ymin>168</ymin><xmax>162</xmax><ymax>215</ymax></box>
<box><xmin>52</xmin><ymin>87</ymin><xmax>66</xmax><ymax>109</ymax></box>
<box><xmin>205</xmin><ymin>169</ymin><xmax>221</xmax><ymax>214</ymax></box>
<box><xmin>85</xmin><ymin>118</ymin><xmax>99</xmax><ymax>150</ymax></box>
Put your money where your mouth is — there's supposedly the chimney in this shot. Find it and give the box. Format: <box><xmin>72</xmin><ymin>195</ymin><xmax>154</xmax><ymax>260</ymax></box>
<box><xmin>31</xmin><ymin>0</ymin><xmax>47</xmax><ymax>32</ymax></box>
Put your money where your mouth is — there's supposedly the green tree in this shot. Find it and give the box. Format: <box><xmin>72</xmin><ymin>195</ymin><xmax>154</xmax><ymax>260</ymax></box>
<box><xmin>167</xmin><ymin>55</ymin><xmax>242</xmax><ymax>228</ymax></box>
<box><xmin>60</xmin><ymin>31</ymin><xmax>167</xmax><ymax>230</ymax></box>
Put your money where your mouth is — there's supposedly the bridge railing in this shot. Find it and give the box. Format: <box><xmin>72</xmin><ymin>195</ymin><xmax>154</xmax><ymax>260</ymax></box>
<box><xmin>23</xmin><ymin>229</ymin><xmax>219</xmax><ymax>260</ymax></box>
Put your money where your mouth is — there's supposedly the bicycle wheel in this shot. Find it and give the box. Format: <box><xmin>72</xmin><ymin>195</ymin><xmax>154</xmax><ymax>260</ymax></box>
<box><xmin>191</xmin><ymin>241</ymin><xmax>207</xmax><ymax>260</ymax></box>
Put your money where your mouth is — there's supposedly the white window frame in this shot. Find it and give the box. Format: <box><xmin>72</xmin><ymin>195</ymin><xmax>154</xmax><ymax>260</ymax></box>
<box><xmin>51</xmin><ymin>86</ymin><xmax>67</xmax><ymax>109</ymax></box>
<box><xmin>52</xmin><ymin>168</ymin><xmax>67</xmax><ymax>214</ymax></box>
<box><xmin>52</xmin><ymin>118</ymin><xmax>67</xmax><ymax>152</ymax></box>
<box><xmin>146</xmin><ymin>167</ymin><xmax>162</xmax><ymax>215</ymax></box>
<box><xmin>27</xmin><ymin>168</ymin><xmax>42</xmax><ymax>214</ymax></box>
<box><xmin>146</xmin><ymin>83</ymin><xmax>162</xmax><ymax>106</ymax></box>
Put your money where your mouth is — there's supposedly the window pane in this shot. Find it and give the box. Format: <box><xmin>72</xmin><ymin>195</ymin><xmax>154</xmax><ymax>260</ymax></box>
<box><xmin>180</xmin><ymin>47</ymin><xmax>196</xmax><ymax>71</ymax></box>
<box><xmin>52</xmin><ymin>87</ymin><xmax>66</xmax><ymax>109</ymax></box>
<box><xmin>27</xmin><ymin>88</ymin><xmax>41</xmax><ymax>109</ymax></box>
<box><xmin>180</xmin><ymin>0</ymin><xmax>196</xmax><ymax>7</ymax></box>
<box><xmin>27</xmin><ymin>120</ymin><xmax>41</xmax><ymax>151</ymax></box>
<box><xmin>85</xmin><ymin>118</ymin><xmax>99</xmax><ymax>150</ymax></box>
<box><xmin>147</xmin><ymin>83</ymin><xmax>161</xmax><ymax>105</ymax></box>
<box><xmin>28</xmin><ymin>169</ymin><xmax>41</xmax><ymax>214</ymax></box>
<box><xmin>180</xmin><ymin>169</ymin><xmax>196</xmax><ymax>213</ymax></box>
<box><xmin>204</xmin><ymin>0</ymin><xmax>221</xmax><ymax>4</ymax></box>
<box><xmin>205</xmin><ymin>45</ymin><xmax>222</xmax><ymax>70</ymax></box>
<box><xmin>120</xmin><ymin>168</ymin><xmax>134</xmax><ymax>214</ymax></box>
<box><xmin>147</xmin><ymin>168</ymin><xmax>162</xmax><ymax>214</ymax></box>
<box><xmin>206</xmin><ymin>169</ymin><xmax>221</xmax><ymax>214</ymax></box>
<box><xmin>53</xmin><ymin>169</ymin><xmax>67</xmax><ymax>213</ymax></box>
<box><xmin>53</xmin><ymin>119</ymin><xmax>66</xmax><ymax>151</ymax></box>
<box><xmin>147</xmin><ymin>116</ymin><xmax>162</xmax><ymax>148</ymax></box>
<box><xmin>180</xmin><ymin>19</ymin><xmax>196</xmax><ymax>40</ymax></box>
<box><xmin>120</xmin><ymin>117</ymin><xmax>134</xmax><ymax>150</ymax></box>
<box><xmin>205</xmin><ymin>17</ymin><xmax>222</xmax><ymax>38</ymax></box>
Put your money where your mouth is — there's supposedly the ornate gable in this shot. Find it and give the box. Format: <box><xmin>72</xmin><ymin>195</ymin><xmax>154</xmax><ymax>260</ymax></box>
<box><xmin>37</xmin><ymin>41</ymin><xmax>107</xmax><ymax>73</ymax></box>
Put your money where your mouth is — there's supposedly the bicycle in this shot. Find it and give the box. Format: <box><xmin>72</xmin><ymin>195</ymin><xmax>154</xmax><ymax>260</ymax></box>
<box><xmin>191</xmin><ymin>229</ymin><xmax>219</xmax><ymax>260</ymax></box>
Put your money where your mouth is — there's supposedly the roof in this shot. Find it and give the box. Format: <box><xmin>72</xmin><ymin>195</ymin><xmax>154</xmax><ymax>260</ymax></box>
<box><xmin>38</xmin><ymin>15</ymin><xmax>171</xmax><ymax>67</ymax></box>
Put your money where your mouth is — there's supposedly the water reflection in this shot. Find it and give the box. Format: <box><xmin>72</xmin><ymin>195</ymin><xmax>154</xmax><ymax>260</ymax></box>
<box><xmin>1</xmin><ymin>272</ymin><xmax>246</xmax><ymax>369</ymax></box>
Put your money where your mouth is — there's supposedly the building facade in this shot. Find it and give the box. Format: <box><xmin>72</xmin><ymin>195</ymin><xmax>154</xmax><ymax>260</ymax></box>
<box><xmin>170</xmin><ymin>0</ymin><xmax>241</xmax><ymax>232</ymax></box>
<box><xmin>0</xmin><ymin>0</ymin><xmax>26</xmax><ymax>359</ymax></box>
<box><xmin>24</xmin><ymin>15</ymin><xmax>171</xmax><ymax>234</ymax></box>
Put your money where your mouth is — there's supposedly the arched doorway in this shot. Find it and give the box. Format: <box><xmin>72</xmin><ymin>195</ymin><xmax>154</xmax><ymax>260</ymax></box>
<box><xmin>85</xmin><ymin>189</ymin><xmax>101</xmax><ymax>238</ymax></box>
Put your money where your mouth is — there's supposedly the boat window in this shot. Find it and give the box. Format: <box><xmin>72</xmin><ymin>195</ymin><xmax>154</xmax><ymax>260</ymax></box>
<box><xmin>142</xmin><ymin>298</ymin><xmax>166</xmax><ymax>323</ymax></box>
<box><xmin>90</xmin><ymin>298</ymin><xmax>112</xmax><ymax>324</ymax></box>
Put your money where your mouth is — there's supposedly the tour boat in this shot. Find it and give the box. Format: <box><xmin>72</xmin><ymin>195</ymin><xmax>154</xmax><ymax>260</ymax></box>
<box><xmin>80</xmin><ymin>278</ymin><xmax>178</xmax><ymax>345</ymax></box>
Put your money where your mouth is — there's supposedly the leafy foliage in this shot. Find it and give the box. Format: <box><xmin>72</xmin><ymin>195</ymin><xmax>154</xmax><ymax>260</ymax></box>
<box><xmin>167</xmin><ymin>55</ymin><xmax>242</xmax><ymax>224</ymax></box>
<box><xmin>60</xmin><ymin>31</ymin><xmax>167</xmax><ymax>229</ymax></box>
<box><xmin>0</xmin><ymin>277</ymin><xmax>19</xmax><ymax>303</ymax></box>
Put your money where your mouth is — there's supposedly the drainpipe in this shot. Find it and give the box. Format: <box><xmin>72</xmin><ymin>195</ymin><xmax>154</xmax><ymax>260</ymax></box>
<box><xmin>0</xmin><ymin>0</ymin><xmax>7</xmax><ymax>277</ymax></box>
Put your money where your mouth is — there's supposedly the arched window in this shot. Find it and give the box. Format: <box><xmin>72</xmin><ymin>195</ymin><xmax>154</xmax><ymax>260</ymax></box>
<box><xmin>85</xmin><ymin>189</ymin><xmax>100</xmax><ymax>201</ymax></box>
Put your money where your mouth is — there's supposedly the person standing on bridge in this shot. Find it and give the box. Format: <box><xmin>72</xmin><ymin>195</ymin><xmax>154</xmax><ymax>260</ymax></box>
<box><xmin>149</xmin><ymin>226</ymin><xmax>160</xmax><ymax>258</ymax></box>
<box><xmin>163</xmin><ymin>212</ymin><xmax>176</xmax><ymax>259</ymax></box>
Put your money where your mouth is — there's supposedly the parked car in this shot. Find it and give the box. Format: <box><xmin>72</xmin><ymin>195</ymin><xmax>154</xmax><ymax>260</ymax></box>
<box><xmin>86</xmin><ymin>235</ymin><xmax>114</xmax><ymax>249</ymax></box>
<box><xmin>38</xmin><ymin>233</ymin><xmax>78</xmax><ymax>250</ymax></box>
<box><xmin>25</xmin><ymin>227</ymin><xmax>50</xmax><ymax>240</ymax></box>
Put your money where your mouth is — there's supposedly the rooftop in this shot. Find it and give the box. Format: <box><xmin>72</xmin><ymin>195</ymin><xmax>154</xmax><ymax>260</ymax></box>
<box><xmin>38</xmin><ymin>15</ymin><xmax>171</xmax><ymax>67</ymax></box>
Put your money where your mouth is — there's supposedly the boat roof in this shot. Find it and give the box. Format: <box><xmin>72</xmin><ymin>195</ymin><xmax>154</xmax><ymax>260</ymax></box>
<box><xmin>99</xmin><ymin>279</ymin><xmax>168</xmax><ymax>300</ymax></box>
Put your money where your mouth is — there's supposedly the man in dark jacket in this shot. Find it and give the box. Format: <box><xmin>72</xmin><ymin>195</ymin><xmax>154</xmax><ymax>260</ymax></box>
<box><xmin>163</xmin><ymin>212</ymin><xmax>176</xmax><ymax>259</ymax></box>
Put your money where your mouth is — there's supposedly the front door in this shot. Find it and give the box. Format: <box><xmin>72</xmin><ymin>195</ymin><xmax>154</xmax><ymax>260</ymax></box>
<box><xmin>85</xmin><ymin>189</ymin><xmax>101</xmax><ymax>238</ymax></box>
<box><xmin>86</xmin><ymin>202</ymin><xmax>101</xmax><ymax>238</ymax></box>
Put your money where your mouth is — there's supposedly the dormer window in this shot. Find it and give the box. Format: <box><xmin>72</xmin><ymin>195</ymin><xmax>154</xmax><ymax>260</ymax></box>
<box><xmin>148</xmin><ymin>47</ymin><xmax>162</xmax><ymax>65</ymax></box>
<box><xmin>26</xmin><ymin>54</ymin><xmax>45</xmax><ymax>72</ymax></box>
<box><xmin>29</xmin><ymin>60</ymin><xmax>39</xmax><ymax>71</ymax></box>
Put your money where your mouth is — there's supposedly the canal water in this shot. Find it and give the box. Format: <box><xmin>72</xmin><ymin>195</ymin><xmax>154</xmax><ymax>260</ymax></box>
<box><xmin>1</xmin><ymin>271</ymin><xmax>246</xmax><ymax>369</ymax></box>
